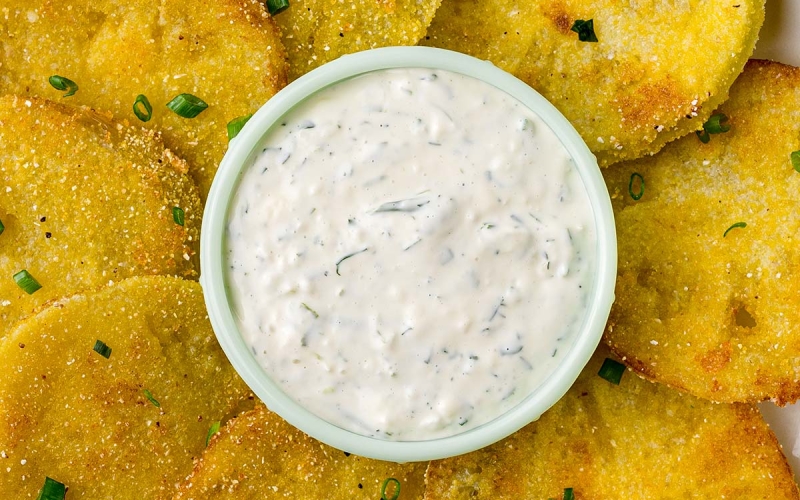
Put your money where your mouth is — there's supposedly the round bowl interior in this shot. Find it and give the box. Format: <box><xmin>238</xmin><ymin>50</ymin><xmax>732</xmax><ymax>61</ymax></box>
<box><xmin>200</xmin><ymin>46</ymin><xmax>617</xmax><ymax>462</ymax></box>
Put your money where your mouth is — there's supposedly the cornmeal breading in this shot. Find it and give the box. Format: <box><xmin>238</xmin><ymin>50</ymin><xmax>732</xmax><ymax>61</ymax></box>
<box><xmin>0</xmin><ymin>95</ymin><xmax>200</xmax><ymax>333</ymax></box>
<box><xmin>603</xmin><ymin>60</ymin><xmax>800</xmax><ymax>403</ymax></box>
<box><xmin>422</xmin><ymin>0</ymin><xmax>764</xmax><ymax>165</ymax></box>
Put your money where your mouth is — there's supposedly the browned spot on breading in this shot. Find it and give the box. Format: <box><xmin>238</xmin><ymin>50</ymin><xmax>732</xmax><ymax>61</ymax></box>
<box><xmin>698</xmin><ymin>342</ymin><xmax>733</xmax><ymax>374</ymax></box>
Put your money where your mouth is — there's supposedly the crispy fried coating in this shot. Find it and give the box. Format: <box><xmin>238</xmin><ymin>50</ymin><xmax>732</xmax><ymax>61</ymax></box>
<box><xmin>422</xmin><ymin>0</ymin><xmax>764</xmax><ymax>165</ymax></box>
<box><xmin>0</xmin><ymin>95</ymin><xmax>200</xmax><ymax>334</ymax></box>
<box><xmin>276</xmin><ymin>0</ymin><xmax>441</xmax><ymax>81</ymax></box>
<box><xmin>602</xmin><ymin>60</ymin><xmax>800</xmax><ymax>404</ymax></box>
<box><xmin>174</xmin><ymin>404</ymin><xmax>427</xmax><ymax>499</ymax></box>
<box><xmin>424</xmin><ymin>347</ymin><xmax>799</xmax><ymax>499</ymax></box>
<box><xmin>0</xmin><ymin>0</ymin><xmax>287</xmax><ymax>197</ymax></box>
<box><xmin>0</xmin><ymin>276</ymin><xmax>254</xmax><ymax>499</ymax></box>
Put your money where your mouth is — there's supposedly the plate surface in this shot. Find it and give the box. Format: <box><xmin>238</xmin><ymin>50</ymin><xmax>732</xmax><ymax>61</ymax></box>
<box><xmin>753</xmin><ymin>0</ymin><xmax>800</xmax><ymax>485</ymax></box>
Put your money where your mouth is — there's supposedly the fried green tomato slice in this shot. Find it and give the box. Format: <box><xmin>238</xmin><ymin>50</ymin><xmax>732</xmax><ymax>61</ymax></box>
<box><xmin>276</xmin><ymin>0</ymin><xmax>441</xmax><ymax>81</ymax></box>
<box><xmin>0</xmin><ymin>276</ymin><xmax>254</xmax><ymax>498</ymax></box>
<box><xmin>0</xmin><ymin>0</ymin><xmax>287</xmax><ymax>198</ymax></box>
<box><xmin>421</xmin><ymin>0</ymin><xmax>764</xmax><ymax>165</ymax></box>
<box><xmin>424</xmin><ymin>347</ymin><xmax>799</xmax><ymax>499</ymax></box>
<box><xmin>0</xmin><ymin>95</ymin><xmax>200</xmax><ymax>334</ymax></box>
<box><xmin>602</xmin><ymin>60</ymin><xmax>800</xmax><ymax>404</ymax></box>
<box><xmin>174</xmin><ymin>404</ymin><xmax>427</xmax><ymax>499</ymax></box>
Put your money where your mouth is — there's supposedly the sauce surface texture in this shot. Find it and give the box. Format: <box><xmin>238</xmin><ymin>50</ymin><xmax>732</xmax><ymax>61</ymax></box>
<box><xmin>226</xmin><ymin>68</ymin><xmax>597</xmax><ymax>440</ymax></box>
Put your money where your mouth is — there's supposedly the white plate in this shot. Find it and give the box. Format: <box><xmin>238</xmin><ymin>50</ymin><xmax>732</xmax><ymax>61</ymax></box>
<box><xmin>753</xmin><ymin>0</ymin><xmax>800</xmax><ymax>485</ymax></box>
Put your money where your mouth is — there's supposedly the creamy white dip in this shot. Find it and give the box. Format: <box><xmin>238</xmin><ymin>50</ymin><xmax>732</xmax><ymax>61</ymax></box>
<box><xmin>226</xmin><ymin>68</ymin><xmax>596</xmax><ymax>440</ymax></box>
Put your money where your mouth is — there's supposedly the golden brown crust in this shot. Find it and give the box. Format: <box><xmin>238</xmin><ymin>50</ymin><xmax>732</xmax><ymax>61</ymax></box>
<box><xmin>0</xmin><ymin>0</ymin><xmax>288</xmax><ymax>198</ymax></box>
<box><xmin>422</xmin><ymin>0</ymin><xmax>765</xmax><ymax>164</ymax></box>
<box><xmin>0</xmin><ymin>95</ymin><xmax>201</xmax><ymax>334</ymax></box>
<box><xmin>424</xmin><ymin>347</ymin><xmax>799</xmax><ymax>499</ymax></box>
<box><xmin>0</xmin><ymin>276</ymin><xmax>254</xmax><ymax>498</ymax></box>
<box><xmin>174</xmin><ymin>404</ymin><xmax>427</xmax><ymax>499</ymax></box>
<box><xmin>602</xmin><ymin>60</ymin><xmax>800</xmax><ymax>404</ymax></box>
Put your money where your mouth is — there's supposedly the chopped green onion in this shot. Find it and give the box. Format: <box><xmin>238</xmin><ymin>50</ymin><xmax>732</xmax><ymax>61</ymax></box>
<box><xmin>227</xmin><ymin>114</ymin><xmax>252</xmax><ymax>141</ymax></box>
<box><xmin>570</xmin><ymin>19</ymin><xmax>598</xmax><ymax>43</ymax></box>
<box><xmin>14</xmin><ymin>270</ymin><xmax>42</xmax><ymax>295</ymax></box>
<box><xmin>143</xmin><ymin>389</ymin><xmax>161</xmax><ymax>408</ymax></box>
<box><xmin>598</xmin><ymin>358</ymin><xmax>625</xmax><ymax>385</ymax></box>
<box><xmin>267</xmin><ymin>0</ymin><xmax>290</xmax><ymax>15</ymax></box>
<box><xmin>36</xmin><ymin>476</ymin><xmax>66</xmax><ymax>500</ymax></box>
<box><xmin>703</xmin><ymin>113</ymin><xmax>731</xmax><ymax>134</ymax></box>
<box><xmin>563</xmin><ymin>488</ymin><xmax>575</xmax><ymax>500</ymax></box>
<box><xmin>172</xmin><ymin>206</ymin><xmax>185</xmax><ymax>226</ymax></box>
<box><xmin>301</xmin><ymin>302</ymin><xmax>319</xmax><ymax>318</ymax></box>
<box><xmin>0</xmin><ymin>217</ymin><xmax>5</xmax><ymax>236</ymax></box>
<box><xmin>133</xmin><ymin>94</ymin><xmax>153</xmax><ymax>122</ymax></box>
<box><xmin>166</xmin><ymin>93</ymin><xmax>208</xmax><ymax>118</ymax></box>
<box><xmin>791</xmin><ymin>150</ymin><xmax>800</xmax><ymax>173</ymax></box>
<box><xmin>93</xmin><ymin>339</ymin><xmax>112</xmax><ymax>359</ymax></box>
<box><xmin>206</xmin><ymin>420</ymin><xmax>221</xmax><ymax>447</ymax></box>
<box><xmin>723</xmin><ymin>221</ymin><xmax>747</xmax><ymax>238</ymax></box>
<box><xmin>696</xmin><ymin>129</ymin><xmax>710</xmax><ymax>144</ymax></box>
<box><xmin>48</xmin><ymin>75</ymin><xmax>78</xmax><ymax>97</ymax></box>
<box><xmin>381</xmin><ymin>477</ymin><xmax>401</xmax><ymax>500</ymax></box>
<box><xmin>628</xmin><ymin>172</ymin><xmax>644</xmax><ymax>201</ymax></box>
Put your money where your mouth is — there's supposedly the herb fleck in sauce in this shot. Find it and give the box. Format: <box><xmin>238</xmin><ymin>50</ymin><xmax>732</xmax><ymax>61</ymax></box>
<box><xmin>227</xmin><ymin>68</ymin><xmax>597</xmax><ymax>440</ymax></box>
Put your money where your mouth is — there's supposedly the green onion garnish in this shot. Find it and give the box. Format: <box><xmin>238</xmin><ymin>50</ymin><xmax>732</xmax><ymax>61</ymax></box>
<box><xmin>172</xmin><ymin>206</ymin><xmax>185</xmax><ymax>226</ymax></box>
<box><xmin>267</xmin><ymin>0</ymin><xmax>290</xmax><ymax>15</ymax></box>
<box><xmin>628</xmin><ymin>172</ymin><xmax>644</xmax><ymax>201</ymax></box>
<box><xmin>563</xmin><ymin>488</ymin><xmax>575</xmax><ymax>500</ymax></box>
<box><xmin>206</xmin><ymin>420</ymin><xmax>221</xmax><ymax>447</ymax></box>
<box><xmin>133</xmin><ymin>94</ymin><xmax>153</xmax><ymax>122</ymax></box>
<box><xmin>791</xmin><ymin>150</ymin><xmax>800</xmax><ymax>173</ymax></box>
<box><xmin>36</xmin><ymin>476</ymin><xmax>66</xmax><ymax>500</ymax></box>
<box><xmin>166</xmin><ymin>93</ymin><xmax>208</xmax><ymax>118</ymax></box>
<box><xmin>381</xmin><ymin>477</ymin><xmax>401</xmax><ymax>500</ymax></box>
<box><xmin>598</xmin><ymin>358</ymin><xmax>625</xmax><ymax>385</ymax></box>
<box><xmin>143</xmin><ymin>389</ymin><xmax>161</xmax><ymax>408</ymax></box>
<box><xmin>227</xmin><ymin>114</ymin><xmax>253</xmax><ymax>141</ymax></box>
<box><xmin>0</xmin><ymin>217</ymin><xmax>5</xmax><ymax>236</ymax></box>
<box><xmin>48</xmin><ymin>75</ymin><xmax>78</xmax><ymax>97</ymax></box>
<box><xmin>14</xmin><ymin>270</ymin><xmax>42</xmax><ymax>295</ymax></box>
<box><xmin>570</xmin><ymin>19</ymin><xmax>598</xmax><ymax>43</ymax></box>
<box><xmin>723</xmin><ymin>221</ymin><xmax>747</xmax><ymax>238</ymax></box>
<box><xmin>703</xmin><ymin>113</ymin><xmax>731</xmax><ymax>134</ymax></box>
<box><xmin>696</xmin><ymin>129</ymin><xmax>710</xmax><ymax>144</ymax></box>
<box><xmin>93</xmin><ymin>339</ymin><xmax>112</xmax><ymax>359</ymax></box>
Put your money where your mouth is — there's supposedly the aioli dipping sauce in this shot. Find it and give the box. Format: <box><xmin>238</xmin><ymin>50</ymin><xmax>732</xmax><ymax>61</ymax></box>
<box><xmin>226</xmin><ymin>68</ymin><xmax>597</xmax><ymax>441</ymax></box>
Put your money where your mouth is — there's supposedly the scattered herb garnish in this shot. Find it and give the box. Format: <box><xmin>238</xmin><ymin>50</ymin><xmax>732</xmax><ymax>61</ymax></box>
<box><xmin>301</xmin><ymin>302</ymin><xmax>319</xmax><ymax>318</ymax></box>
<box><xmin>267</xmin><ymin>0</ymin><xmax>290</xmax><ymax>15</ymax></box>
<box><xmin>48</xmin><ymin>75</ymin><xmax>78</xmax><ymax>97</ymax></box>
<box><xmin>723</xmin><ymin>221</ymin><xmax>747</xmax><ymax>238</ymax></box>
<box><xmin>14</xmin><ymin>270</ymin><xmax>42</xmax><ymax>295</ymax></box>
<box><xmin>563</xmin><ymin>488</ymin><xmax>575</xmax><ymax>500</ymax></box>
<box><xmin>373</xmin><ymin>196</ymin><xmax>430</xmax><ymax>213</ymax></box>
<box><xmin>93</xmin><ymin>339</ymin><xmax>112</xmax><ymax>359</ymax></box>
<box><xmin>36</xmin><ymin>476</ymin><xmax>66</xmax><ymax>500</ymax></box>
<box><xmin>598</xmin><ymin>357</ymin><xmax>625</xmax><ymax>385</ymax></box>
<box><xmin>696</xmin><ymin>113</ymin><xmax>730</xmax><ymax>143</ymax></box>
<box><xmin>628</xmin><ymin>172</ymin><xmax>645</xmax><ymax>201</ymax></box>
<box><xmin>570</xmin><ymin>19</ymin><xmax>598</xmax><ymax>42</ymax></box>
<box><xmin>166</xmin><ymin>93</ymin><xmax>208</xmax><ymax>118</ymax></box>
<box><xmin>206</xmin><ymin>420</ymin><xmax>221</xmax><ymax>447</ymax></box>
<box><xmin>143</xmin><ymin>389</ymin><xmax>161</xmax><ymax>408</ymax></box>
<box><xmin>335</xmin><ymin>248</ymin><xmax>368</xmax><ymax>276</ymax></box>
<box><xmin>791</xmin><ymin>150</ymin><xmax>800</xmax><ymax>173</ymax></box>
<box><xmin>381</xmin><ymin>477</ymin><xmax>401</xmax><ymax>500</ymax></box>
<box><xmin>172</xmin><ymin>206</ymin><xmax>185</xmax><ymax>226</ymax></box>
<box><xmin>133</xmin><ymin>94</ymin><xmax>153</xmax><ymax>122</ymax></box>
<box><xmin>227</xmin><ymin>114</ymin><xmax>253</xmax><ymax>141</ymax></box>
<box><xmin>0</xmin><ymin>217</ymin><xmax>5</xmax><ymax>236</ymax></box>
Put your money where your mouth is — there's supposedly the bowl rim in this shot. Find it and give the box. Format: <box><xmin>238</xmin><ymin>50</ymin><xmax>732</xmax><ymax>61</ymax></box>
<box><xmin>200</xmin><ymin>46</ymin><xmax>617</xmax><ymax>463</ymax></box>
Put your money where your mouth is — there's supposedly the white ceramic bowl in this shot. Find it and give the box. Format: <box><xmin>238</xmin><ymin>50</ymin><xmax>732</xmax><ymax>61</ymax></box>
<box><xmin>200</xmin><ymin>46</ymin><xmax>617</xmax><ymax>462</ymax></box>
